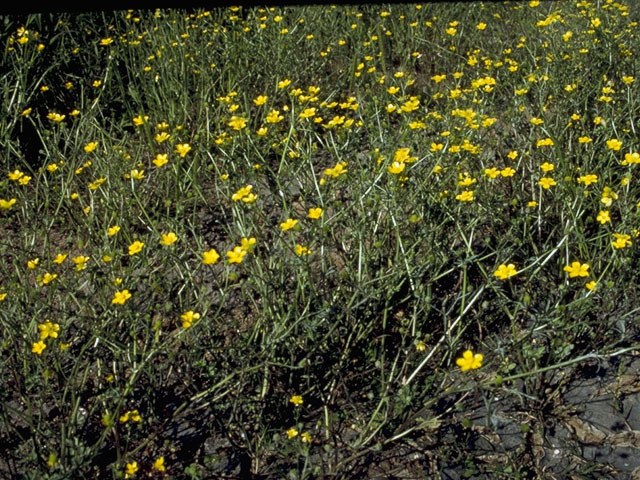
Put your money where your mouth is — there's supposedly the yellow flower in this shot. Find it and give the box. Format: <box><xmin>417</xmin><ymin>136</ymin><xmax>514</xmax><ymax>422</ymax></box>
<box><xmin>596</xmin><ymin>210</ymin><xmax>610</xmax><ymax>224</ymax></box>
<box><xmin>27</xmin><ymin>258</ymin><xmax>39</xmax><ymax>269</ymax></box>
<box><xmin>500</xmin><ymin>167</ymin><xmax>516</xmax><ymax>177</ymax></box>
<box><xmin>323</xmin><ymin>162</ymin><xmax>347</xmax><ymax>178</ymax></box>
<box><xmin>40</xmin><ymin>272</ymin><xmax>58</xmax><ymax>286</ymax></box>
<box><xmin>493</xmin><ymin>264</ymin><xmax>517</xmax><ymax>280</ymax></box>
<box><xmin>540</xmin><ymin>162</ymin><xmax>554</xmax><ymax>172</ymax></box>
<box><xmin>536</xmin><ymin>138</ymin><xmax>554</xmax><ymax>147</ymax></box>
<box><xmin>228</xmin><ymin>116</ymin><xmax>247</xmax><ymax>130</ymax></box>
<box><xmin>290</xmin><ymin>395</ymin><xmax>303</xmax><ymax>406</ymax></box>
<box><xmin>73</xmin><ymin>255</ymin><xmax>90</xmax><ymax>271</ymax></box>
<box><xmin>606</xmin><ymin>139</ymin><xmax>622</xmax><ymax>151</ymax></box>
<box><xmin>299</xmin><ymin>107</ymin><xmax>316</xmax><ymax>119</ymax></box>
<box><xmin>455</xmin><ymin>190</ymin><xmax>474</xmax><ymax>202</ymax></box>
<box><xmin>585</xmin><ymin>281</ymin><xmax>597</xmax><ymax>291</ymax></box>
<box><xmin>563</xmin><ymin>261</ymin><xmax>589</xmax><ymax>278</ymax></box>
<box><xmin>119</xmin><ymin>410</ymin><xmax>142</xmax><ymax>423</ymax></box>
<box><xmin>578</xmin><ymin>136</ymin><xmax>592</xmax><ymax>144</ymax></box>
<box><xmin>256</xmin><ymin>127</ymin><xmax>268</xmax><ymax>136</ymax></box>
<box><xmin>132</xmin><ymin>115</ymin><xmax>148</xmax><ymax>126</ymax></box>
<box><xmin>456</xmin><ymin>350</ymin><xmax>483</xmax><ymax>371</ymax></box>
<box><xmin>160</xmin><ymin>232</ymin><xmax>178</xmax><ymax>246</ymax></box>
<box><xmin>278</xmin><ymin>79</ymin><xmax>292</xmax><ymax>89</ymax></box>
<box><xmin>266</xmin><ymin>109</ymin><xmax>284</xmax><ymax>123</ymax></box>
<box><xmin>100</xmin><ymin>37</ymin><xmax>113</xmax><ymax>46</ymax></box>
<box><xmin>53</xmin><ymin>253</ymin><xmax>67</xmax><ymax>264</ymax></box>
<box><xmin>38</xmin><ymin>321</ymin><xmax>60</xmax><ymax>339</ymax></box>
<box><xmin>301</xmin><ymin>432</ymin><xmax>312</xmax><ymax>443</ymax></box>
<box><xmin>128</xmin><ymin>169</ymin><xmax>144</xmax><ymax>180</ymax></box>
<box><xmin>387</xmin><ymin>161</ymin><xmax>405</xmax><ymax>174</ymax></box>
<box><xmin>286</xmin><ymin>427</ymin><xmax>299</xmax><ymax>439</ymax></box>
<box><xmin>107</xmin><ymin>225</ymin><xmax>120</xmax><ymax>236</ymax></box>
<box><xmin>21</xmin><ymin>107</ymin><xmax>32</xmax><ymax>116</ymax></box>
<box><xmin>8</xmin><ymin>170</ymin><xmax>24</xmax><ymax>181</ymax></box>
<box><xmin>153</xmin><ymin>457</ymin><xmax>166</xmax><ymax>472</ymax></box>
<box><xmin>47</xmin><ymin>112</ymin><xmax>66</xmax><ymax>122</ymax></box>
<box><xmin>153</xmin><ymin>153</ymin><xmax>169</xmax><ymax>167</ymax></box>
<box><xmin>253</xmin><ymin>95</ymin><xmax>268</xmax><ymax>106</ymax></box>
<box><xmin>202</xmin><ymin>249</ymin><xmax>220</xmax><ymax>265</ymax></box>
<box><xmin>88</xmin><ymin>178</ymin><xmax>106</xmax><ymax>190</ymax></box>
<box><xmin>295</xmin><ymin>244</ymin><xmax>311</xmax><ymax>256</ymax></box>
<box><xmin>530</xmin><ymin>117</ymin><xmax>544</xmax><ymax>125</ymax></box>
<box><xmin>84</xmin><ymin>142</ymin><xmax>98</xmax><ymax>153</ymax></box>
<box><xmin>112</xmin><ymin>289</ymin><xmax>132</xmax><ymax>305</ymax></box>
<box><xmin>577</xmin><ymin>174</ymin><xmax>597</xmax><ymax>186</ymax></box>
<box><xmin>280</xmin><ymin>218</ymin><xmax>298</xmax><ymax>231</ymax></box>
<box><xmin>623</xmin><ymin>152</ymin><xmax>640</xmax><ymax>165</ymax></box>
<box><xmin>125</xmin><ymin>461</ymin><xmax>138</xmax><ymax>478</ymax></box>
<box><xmin>0</xmin><ymin>198</ymin><xmax>16</xmax><ymax>209</ymax></box>
<box><xmin>227</xmin><ymin>246</ymin><xmax>247</xmax><ymax>264</ymax></box>
<box><xmin>507</xmin><ymin>150</ymin><xmax>518</xmax><ymax>160</ymax></box>
<box><xmin>32</xmin><ymin>340</ymin><xmax>47</xmax><ymax>355</ymax></box>
<box><xmin>484</xmin><ymin>168</ymin><xmax>500</xmax><ymax>179</ymax></box>
<box><xmin>128</xmin><ymin>241</ymin><xmax>144</xmax><ymax>256</ymax></box>
<box><xmin>155</xmin><ymin>132</ymin><xmax>170</xmax><ymax>143</ymax></box>
<box><xmin>308</xmin><ymin>207</ymin><xmax>323</xmax><ymax>219</ymax></box>
<box><xmin>175</xmin><ymin>143</ymin><xmax>191</xmax><ymax>157</ymax></box>
<box><xmin>538</xmin><ymin>177</ymin><xmax>556</xmax><ymax>189</ymax></box>
<box><xmin>181</xmin><ymin>310</ymin><xmax>201</xmax><ymax>328</ymax></box>
<box><xmin>612</xmin><ymin>233</ymin><xmax>632</xmax><ymax>249</ymax></box>
<box><xmin>240</xmin><ymin>237</ymin><xmax>256</xmax><ymax>252</ymax></box>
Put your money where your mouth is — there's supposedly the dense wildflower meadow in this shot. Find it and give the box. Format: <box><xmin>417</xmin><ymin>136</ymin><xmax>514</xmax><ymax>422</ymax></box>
<box><xmin>2</xmin><ymin>2</ymin><xmax>640</xmax><ymax>478</ymax></box>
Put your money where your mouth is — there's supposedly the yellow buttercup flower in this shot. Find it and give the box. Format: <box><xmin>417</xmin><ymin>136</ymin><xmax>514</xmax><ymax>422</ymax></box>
<box><xmin>160</xmin><ymin>232</ymin><xmax>178</xmax><ymax>246</ymax></box>
<box><xmin>153</xmin><ymin>153</ymin><xmax>169</xmax><ymax>167</ymax></box>
<box><xmin>295</xmin><ymin>244</ymin><xmax>311</xmax><ymax>256</ymax></box>
<box><xmin>112</xmin><ymin>290</ymin><xmax>132</xmax><ymax>305</ymax></box>
<box><xmin>563</xmin><ymin>261</ymin><xmax>589</xmax><ymax>278</ymax></box>
<box><xmin>53</xmin><ymin>253</ymin><xmax>68</xmax><ymax>264</ymax></box>
<box><xmin>612</xmin><ymin>233</ymin><xmax>632</xmax><ymax>249</ymax></box>
<box><xmin>455</xmin><ymin>190</ymin><xmax>474</xmax><ymax>202</ymax></box>
<box><xmin>606</xmin><ymin>139</ymin><xmax>622</xmax><ymax>151</ymax></box>
<box><xmin>538</xmin><ymin>177</ymin><xmax>556</xmax><ymax>189</ymax></box>
<box><xmin>202</xmin><ymin>249</ymin><xmax>220</xmax><ymax>265</ymax></box>
<box><xmin>388</xmin><ymin>161</ymin><xmax>405</xmax><ymax>174</ymax></box>
<box><xmin>32</xmin><ymin>341</ymin><xmax>47</xmax><ymax>355</ymax></box>
<box><xmin>494</xmin><ymin>264</ymin><xmax>517</xmax><ymax>280</ymax></box>
<box><xmin>227</xmin><ymin>246</ymin><xmax>247</xmax><ymax>264</ymax></box>
<box><xmin>181</xmin><ymin>310</ymin><xmax>201</xmax><ymax>328</ymax></box>
<box><xmin>456</xmin><ymin>350</ymin><xmax>483</xmax><ymax>371</ymax></box>
<box><xmin>38</xmin><ymin>321</ymin><xmax>60</xmax><ymax>339</ymax></box>
<box><xmin>175</xmin><ymin>143</ymin><xmax>191</xmax><ymax>157</ymax></box>
<box><xmin>0</xmin><ymin>198</ymin><xmax>16</xmax><ymax>209</ymax></box>
<box><xmin>280</xmin><ymin>218</ymin><xmax>298</xmax><ymax>231</ymax></box>
<box><xmin>153</xmin><ymin>457</ymin><xmax>166</xmax><ymax>472</ymax></box>
<box><xmin>308</xmin><ymin>207</ymin><xmax>323</xmax><ymax>219</ymax></box>
<box><xmin>128</xmin><ymin>241</ymin><xmax>144</xmax><ymax>256</ymax></box>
